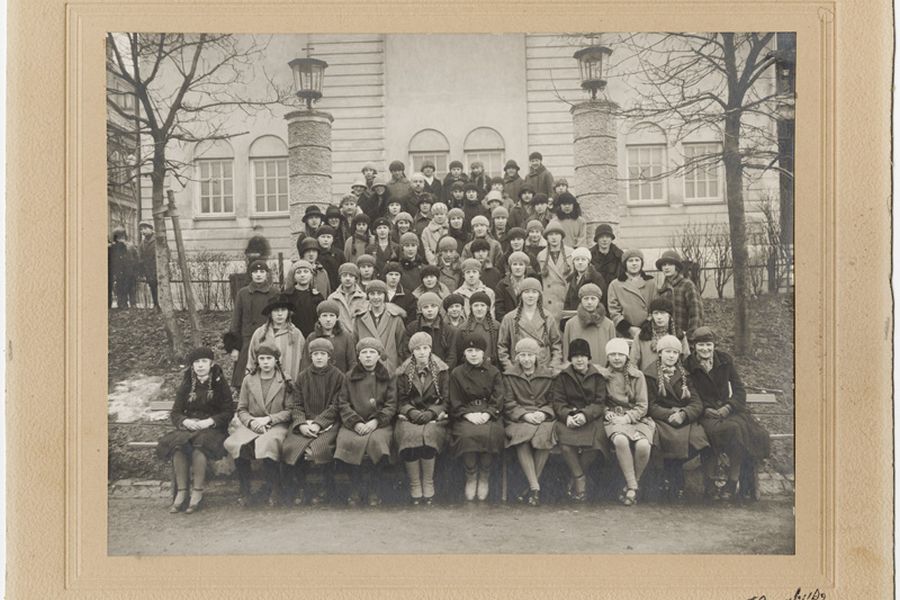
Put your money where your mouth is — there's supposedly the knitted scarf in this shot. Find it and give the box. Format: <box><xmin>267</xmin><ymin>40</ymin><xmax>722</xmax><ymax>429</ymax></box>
<box><xmin>577</xmin><ymin>304</ymin><xmax>606</xmax><ymax>327</ymax></box>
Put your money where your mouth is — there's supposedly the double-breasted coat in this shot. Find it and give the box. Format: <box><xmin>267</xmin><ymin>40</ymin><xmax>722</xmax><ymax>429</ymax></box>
<box><xmin>523</xmin><ymin>165</ymin><xmax>555</xmax><ymax>199</ymax></box>
<box><xmin>502</xmin><ymin>365</ymin><xmax>556</xmax><ymax>449</ymax></box>
<box><xmin>644</xmin><ymin>362</ymin><xmax>709</xmax><ymax>460</ymax></box>
<box><xmin>536</xmin><ymin>246</ymin><xmax>574</xmax><ymax>322</ymax></box>
<box><xmin>156</xmin><ymin>364</ymin><xmax>234</xmax><ymax>461</ymax></box>
<box><xmin>454</xmin><ymin>317</ymin><xmax>501</xmax><ymax>367</ymax></box>
<box><xmin>448</xmin><ymin>361</ymin><xmax>506</xmax><ymax>457</ymax></box>
<box><xmin>226</xmin><ymin>282</ymin><xmax>279</xmax><ymax>388</ymax></box>
<box><xmin>685</xmin><ymin>351</ymin><xmax>770</xmax><ymax>460</ymax></box>
<box><xmin>300</xmin><ymin>323</ymin><xmax>357</xmax><ymax>373</ymax></box>
<box><xmin>224</xmin><ymin>370</ymin><xmax>291</xmax><ymax>461</ymax></box>
<box><xmin>550</xmin><ymin>364</ymin><xmax>609</xmax><ymax>454</ymax></box>
<box><xmin>393</xmin><ymin>356</ymin><xmax>451</xmax><ymax>453</ymax></box>
<box><xmin>497</xmin><ymin>309</ymin><xmax>563</xmax><ymax>372</ymax></box>
<box><xmin>352</xmin><ymin>305</ymin><xmax>408</xmax><ymax>373</ymax></box>
<box><xmin>606</xmin><ymin>274</ymin><xmax>659</xmax><ymax>336</ymax></box>
<box><xmin>281</xmin><ymin>364</ymin><xmax>345</xmax><ymax>465</ymax></box>
<box><xmin>334</xmin><ymin>362</ymin><xmax>398</xmax><ymax>466</ymax></box>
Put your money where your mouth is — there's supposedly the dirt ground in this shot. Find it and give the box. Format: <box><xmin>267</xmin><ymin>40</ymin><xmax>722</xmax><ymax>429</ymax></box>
<box><xmin>108</xmin><ymin>497</ymin><xmax>794</xmax><ymax>556</ymax></box>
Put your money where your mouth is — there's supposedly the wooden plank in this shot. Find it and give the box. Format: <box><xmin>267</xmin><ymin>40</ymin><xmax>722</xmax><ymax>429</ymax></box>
<box><xmin>770</xmin><ymin>433</ymin><xmax>794</xmax><ymax>441</ymax></box>
<box><xmin>747</xmin><ymin>393</ymin><xmax>778</xmax><ymax>404</ymax></box>
<box><xmin>127</xmin><ymin>441</ymin><xmax>160</xmax><ymax>448</ymax></box>
<box><xmin>149</xmin><ymin>401</ymin><xmax>174</xmax><ymax>411</ymax></box>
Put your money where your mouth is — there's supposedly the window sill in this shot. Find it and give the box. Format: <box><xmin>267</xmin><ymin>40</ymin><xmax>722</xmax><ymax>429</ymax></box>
<box><xmin>250</xmin><ymin>213</ymin><xmax>290</xmax><ymax>220</ymax></box>
<box><xmin>682</xmin><ymin>198</ymin><xmax>725</xmax><ymax>206</ymax></box>
<box><xmin>193</xmin><ymin>214</ymin><xmax>237</xmax><ymax>222</ymax></box>
<box><xmin>625</xmin><ymin>199</ymin><xmax>669</xmax><ymax>208</ymax></box>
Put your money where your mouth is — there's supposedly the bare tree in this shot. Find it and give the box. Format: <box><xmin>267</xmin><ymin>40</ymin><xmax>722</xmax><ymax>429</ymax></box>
<box><xmin>669</xmin><ymin>220</ymin><xmax>710</xmax><ymax>295</ymax></box>
<box><xmin>707</xmin><ymin>221</ymin><xmax>733</xmax><ymax>299</ymax></box>
<box><xmin>106</xmin><ymin>33</ymin><xmax>290</xmax><ymax>358</ymax></box>
<box><xmin>606</xmin><ymin>32</ymin><xmax>794</xmax><ymax>353</ymax></box>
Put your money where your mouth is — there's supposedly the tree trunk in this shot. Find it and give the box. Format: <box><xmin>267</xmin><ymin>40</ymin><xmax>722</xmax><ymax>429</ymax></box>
<box><xmin>150</xmin><ymin>145</ymin><xmax>185</xmax><ymax>359</ymax></box>
<box><xmin>167</xmin><ymin>190</ymin><xmax>203</xmax><ymax>347</ymax></box>
<box><xmin>723</xmin><ymin>111</ymin><xmax>751</xmax><ymax>354</ymax></box>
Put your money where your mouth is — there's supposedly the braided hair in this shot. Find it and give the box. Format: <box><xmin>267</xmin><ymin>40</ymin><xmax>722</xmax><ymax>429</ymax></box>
<box><xmin>656</xmin><ymin>355</ymin><xmax>691</xmax><ymax>400</ymax></box>
<box><xmin>262</xmin><ymin>312</ymin><xmax>299</xmax><ymax>347</ymax></box>
<box><xmin>541</xmin><ymin>243</ymin><xmax>572</xmax><ymax>279</ymax></box>
<box><xmin>183</xmin><ymin>364</ymin><xmax>218</xmax><ymax>405</ymax></box>
<box><xmin>404</xmin><ymin>354</ymin><xmax>443</xmax><ymax>406</ymax></box>
<box><xmin>513</xmin><ymin>294</ymin><xmax>549</xmax><ymax>347</ymax></box>
<box><xmin>249</xmin><ymin>355</ymin><xmax>294</xmax><ymax>395</ymax></box>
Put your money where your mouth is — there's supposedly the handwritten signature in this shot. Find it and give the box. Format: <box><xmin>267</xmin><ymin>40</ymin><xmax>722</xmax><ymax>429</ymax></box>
<box><xmin>747</xmin><ymin>588</ymin><xmax>826</xmax><ymax>600</ymax></box>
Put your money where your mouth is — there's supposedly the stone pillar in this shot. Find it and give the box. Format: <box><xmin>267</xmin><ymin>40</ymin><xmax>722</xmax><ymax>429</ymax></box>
<box><xmin>571</xmin><ymin>99</ymin><xmax>619</xmax><ymax>238</ymax></box>
<box><xmin>286</xmin><ymin>109</ymin><xmax>334</xmax><ymax>244</ymax></box>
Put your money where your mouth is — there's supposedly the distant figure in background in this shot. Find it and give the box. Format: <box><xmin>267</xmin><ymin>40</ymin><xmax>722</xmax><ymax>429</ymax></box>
<box><xmin>224</xmin><ymin>260</ymin><xmax>279</xmax><ymax>389</ymax></box>
<box><xmin>109</xmin><ymin>226</ymin><xmax>138</xmax><ymax>309</ymax></box>
<box><xmin>523</xmin><ymin>152</ymin><xmax>555</xmax><ymax>199</ymax></box>
<box><xmin>137</xmin><ymin>221</ymin><xmax>158</xmax><ymax>309</ymax></box>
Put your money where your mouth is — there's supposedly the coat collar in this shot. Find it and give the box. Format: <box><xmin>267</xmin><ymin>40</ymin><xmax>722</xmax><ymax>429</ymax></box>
<box><xmin>349</xmin><ymin>361</ymin><xmax>392</xmax><ymax>382</ymax></box>
<box><xmin>248</xmin><ymin>371</ymin><xmax>285</xmax><ymax>409</ymax></box>
<box><xmin>504</xmin><ymin>363</ymin><xmax>554</xmax><ymax>382</ymax></box>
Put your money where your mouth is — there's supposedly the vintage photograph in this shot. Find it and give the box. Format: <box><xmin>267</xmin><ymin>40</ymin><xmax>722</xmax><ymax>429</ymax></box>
<box><xmin>106</xmin><ymin>31</ymin><xmax>796</xmax><ymax>555</ymax></box>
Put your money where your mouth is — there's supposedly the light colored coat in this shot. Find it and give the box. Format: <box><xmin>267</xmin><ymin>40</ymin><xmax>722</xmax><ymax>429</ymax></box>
<box><xmin>328</xmin><ymin>286</ymin><xmax>370</xmax><ymax>333</ymax></box>
<box><xmin>247</xmin><ymin>322</ymin><xmax>306</xmax><ymax>382</ymax></box>
<box><xmin>352</xmin><ymin>304</ymin><xmax>408</xmax><ymax>373</ymax></box>
<box><xmin>224</xmin><ymin>371</ymin><xmax>291</xmax><ymax>461</ymax></box>
<box><xmin>421</xmin><ymin>221</ymin><xmax>450</xmax><ymax>265</ymax></box>
<box><xmin>536</xmin><ymin>245</ymin><xmax>574</xmax><ymax>322</ymax></box>
<box><xmin>497</xmin><ymin>309</ymin><xmax>563</xmax><ymax>372</ymax></box>
<box><xmin>607</xmin><ymin>275</ymin><xmax>659</xmax><ymax>332</ymax></box>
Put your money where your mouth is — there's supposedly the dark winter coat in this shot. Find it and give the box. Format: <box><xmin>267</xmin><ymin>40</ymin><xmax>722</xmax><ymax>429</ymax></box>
<box><xmin>138</xmin><ymin>234</ymin><xmax>157</xmax><ymax>280</ymax></box>
<box><xmin>508</xmin><ymin>203</ymin><xmax>534</xmax><ymax>231</ymax></box>
<box><xmin>685</xmin><ymin>351</ymin><xmax>770</xmax><ymax>460</ymax></box>
<box><xmin>300</xmin><ymin>322</ymin><xmax>357</xmax><ymax>373</ymax></box>
<box><xmin>502</xmin><ymin>364</ymin><xmax>556</xmax><ymax>449</ymax></box>
<box><xmin>404</xmin><ymin>317</ymin><xmax>459</xmax><ymax>371</ymax></box>
<box><xmin>225</xmin><ymin>282</ymin><xmax>279</xmax><ymax>388</ymax></box>
<box><xmin>317</xmin><ymin>247</ymin><xmax>346</xmax><ymax>293</ymax></box>
<box><xmin>563</xmin><ymin>265</ymin><xmax>608</xmax><ymax>311</ymax></box>
<box><xmin>366</xmin><ymin>240</ymin><xmax>400</xmax><ymax>274</ymax></box>
<box><xmin>423</xmin><ymin>177</ymin><xmax>443</xmax><ymax>203</ymax></box>
<box><xmin>645</xmin><ymin>363</ymin><xmax>709</xmax><ymax>459</ymax></box>
<box><xmin>281</xmin><ymin>364</ymin><xmax>344</xmax><ymax>465</ymax></box>
<box><xmin>393</xmin><ymin>355</ymin><xmax>451</xmax><ymax>453</ymax></box>
<box><xmin>359</xmin><ymin>192</ymin><xmax>389</xmax><ymax>221</ymax></box>
<box><xmin>523</xmin><ymin>165</ymin><xmax>555</xmax><ymax>198</ymax></box>
<box><xmin>448</xmin><ymin>360</ymin><xmax>506</xmax><ymax>456</ymax></box>
<box><xmin>590</xmin><ymin>242</ymin><xmax>624</xmax><ymax>295</ymax></box>
<box><xmin>284</xmin><ymin>286</ymin><xmax>325</xmax><ymax>337</ymax></box>
<box><xmin>502</xmin><ymin>174</ymin><xmax>524</xmax><ymax>206</ymax></box>
<box><xmin>334</xmin><ymin>362</ymin><xmax>398</xmax><ymax>465</ymax></box>
<box><xmin>387</xmin><ymin>176</ymin><xmax>414</xmax><ymax>214</ymax></box>
<box><xmin>156</xmin><ymin>364</ymin><xmax>234</xmax><ymax>461</ymax></box>
<box><xmin>441</xmin><ymin>173</ymin><xmax>470</xmax><ymax>206</ymax></box>
<box><xmin>387</xmin><ymin>285</ymin><xmax>418</xmax><ymax>327</ymax></box>
<box><xmin>549</xmin><ymin>364</ymin><xmax>609</xmax><ymax>453</ymax></box>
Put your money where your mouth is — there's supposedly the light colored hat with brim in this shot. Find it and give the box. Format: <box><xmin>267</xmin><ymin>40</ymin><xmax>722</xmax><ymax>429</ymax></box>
<box><xmin>491</xmin><ymin>206</ymin><xmax>509</xmax><ymax>219</ymax></box>
<box><xmin>470</xmin><ymin>215</ymin><xmax>490</xmax><ymax>228</ymax></box>
<box><xmin>507</xmin><ymin>251</ymin><xmax>531</xmax><ymax>267</ymax></box>
<box><xmin>518</xmin><ymin>277</ymin><xmax>543</xmax><ymax>295</ymax></box>
<box><xmin>485</xmin><ymin>190</ymin><xmax>504</xmax><ymax>204</ymax></box>
<box><xmin>408</xmin><ymin>331</ymin><xmax>433</xmax><ymax>352</ymax></box>
<box><xmin>356</xmin><ymin>336</ymin><xmax>385</xmax><ymax>355</ymax></box>
<box><xmin>431</xmin><ymin>202</ymin><xmax>448</xmax><ymax>215</ymax></box>
<box><xmin>622</xmin><ymin>248</ymin><xmax>645</xmax><ymax>264</ymax></box>
<box><xmin>543</xmin><ymin>222</ymin><xmax>566</xmax><ymax>238</ymax></box>
<box><xmin>515</xmin><ymin>338</ymin><xmax>541</xmax><ymax>355</ymax></box>
<box><xmin>417</xmin><ymin>292</ymin><xmax>442</xmax><ymax>311</ymax></box>
<box><xmin>605</xmin><ymin>338</ymin><xmax>630</xmax><ymax>357</ymax></box>
<box><xmin>351</xmin><ymin>179</ymin><xmax>367</xmax><ymax>189</ymax></box>
<box><xmin>372</xmin><ymin>176</ymin><xmax>388</xmax><ymax>188</ymax></box>
<box><xmin>572</xmin><ymin>247</ymin><xmax>592</xmax><ymax>261</ymax></box>
<box><xmin>526</xmin><ymin>219</ymin><xmax>545</xmax><ymax>233</ymax></box>
<box><xmin>461</xmin><ymin>258</ymin><xmax>482</xmax><ymax>273</ymax></box>
<box><xmin>308</xmin><ymin>338</ymin><xmax>334</xmax><ymax>356</ymax></box>
<box><xmin>656</xmin><ymin>335</ymin><xmax>683</xmax><ymax>355</ymax></box>
<box><xmin>577</xmin><ymin>283</ymin><xmax>603</xmax><ymax>300</ymax></box>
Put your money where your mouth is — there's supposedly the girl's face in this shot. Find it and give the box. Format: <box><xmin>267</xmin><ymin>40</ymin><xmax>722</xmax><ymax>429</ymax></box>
<box><xmin>464</xmin><ymin>347</ymin><xmax>485</xmax><ymax>365</ymax></box>
<box><xmin>359</xmin><ymin>264</ymin><xmax>374</xmax><ymax>280</ymax></box>
<box><xmin>318</xmin><ymin>312</ymin><xmax>338</xmax><ymax>330</ymax></box>
<box><xmin>571</xmin><ymin>355</ymin><xmax>589</xmax><ymax>371</ymax></box>
<box><xmin>626</xmin><ymin>257</ymin><xmax>643</xmax><ymax>274</ymax></box>
<box><xmin>505</xmin><ymin>167</ymin><xmax>518</xmax><ymax>178</ymax></box>
<box><xmin>493</xmin><ymin>216</ymin><xmax>508</xmax><ymax>229</ymax></box>
<box><xmin>419</xmin><ymin>203</ymin><xmax>432</xmax><ymax>216</ymax></box>
<box><xmin>555</xmin><ymin>184</ymin><xmax>568</xmax><ymax>195</ymax></box>
<box><xmin>433</xmin><ymin>212</ymin><xmax>447</xmax><ymax>225</ymax></box>
<box><xmin>651</xmin><ymin>310</ymin><xmax>671</xmax><ymax>328</ymax></box>
<box><xmin>534</xmin><ymin>203</ymin><xmax>547</xmax><ymax>214</ymax></box>
<box><xmin>450</xmin><ymin>167</ymin><xmax>462</xmax><ymax>177</ymax></box>
<box><xmin>310</xmin><ymin>351</ymin><xmax>330</xmax><ymax>369</ymax></box>
<box><xmin>192</xmin><ymin>358</ymin><xmax>212</xmax><ymax>378</ymax></box>
<box><xmin>376</xmin><ymin>225</ymin><xmax>390</xmax><ymax>239</ymax></box>
<box><xmin>411</xmin><ymin>178</ymin><xmax>425</xmax><ymax>192</ymax></box>
<box><xmin>397</xmin><ymin>221</ymin><xmax>411</xmax><ymax>234</ymax></box>
<box><xmin>473</xmin><ymin>250</ymin><xmax>489</xmax><ymax>262</ymax></box>
<box><xmin>441</xmin><ymin>249</ymin><xmax>458</xmax><ymax>263</ymax></box>
<box><xmin>471</xmin><ymin>302</ymin><xmax>488</xmax><ymax>319</ymax></box>
<box><xmin>420</xmin><ymin>304</ymin><xmax>440</xmax><ymax>321</ymax></box>
<box><xmin>510</xmin><ymin>238</ymin><xmax>525</xmax><ymax>251</ymax></box>
<box><xmin>471</xmin><ymin>166</ymin><xmax>484</xmax><ymax>177</ymax></box>
<box><xmin>317</xmin><ymin>234</ymin><xmax>333</xmax><ymax>250</ymax></box>
<box><xmin>355</xmin><ymin>222</ymin><xmax>369</xmax><ymax>235</ymax></box>
<box><xmin>257</xmin><ymin>354</ymin><xmax>276</xmax><ymax>372</ymax></box>
<box><xmin>521</xmin><ymin>192</ymin><xmax>533</xmax><ymax>204</ymax></box>
<box><xmin>270</xmin><ymin>307</ymin><xmax>289</xmax><ymax>325</ymax></box>
<box><xmin>661</xmin><ymin>263</ymin><xmax>678</xmax><ymax>277</ymax></box>
<box><xmin>251</xmin><ymin>270</ymin><xmax>268</xmax><ymax>284</ymax></box>
<box><xmin>402</xmin><ymin>243</ymin><xmax>418</xmax><ymax>258</ymax></box>
<box><xmin>573</xmin><ymin>256</ymin><xmax>590</xmax><ymax>272</ymax></box>
<box><xmin>422</xmin><ymin>166</ymin><xmax>434</xmax><ymax>177</ymax></box>
<box><xmin>463</xmin><ymin>270</ymin><xmax>480</xmax><ymax>286</ymax></box>
<box><xmin>660</xmin><ymin>348</ymin><xmax>680</xmax><ymax>367</ymax></box>
<box><xmin>306</xmin><ymin>216</ymin><xmax>322</xmax><ymax>229</ymax></box>
<box><xmin>581</xmin><ymin>295</ymin><xmax>600</xmax><ymax>312</ymax></box>
<box><xmin>560</xmin><ymin>202</ymin><xmax>574</xmax><ymax>214</ymax></box>
<box><xmin>465</xmin><ymin>190</ymin><xmax>479</xmax><ymax>202</ymax></box>
<box><xmin>607</xmin><ymin>352</ymin><xmax>628</xmax><ymax>369</ymax></box>
<box><xmin>327</xmin><ymin>217</ymin><xmax>341</xmax><ymax>228</ymax></box>
<box><xmin>294</xmin><ymin>268</ymin><xmax>313</xmax><ymax>286</ymax></box>
<box><xmin>368</xmin><ymin>291</ymin><xmax>385</xmax><ymax>308</ymax></box>
<box><xmin>385</xmin><ymin>272</ymin><xmax>401</xmax><ymax>288</ymax></box>
<box><xmin>362</xmin><ymin>168</ymin><xmax>376</xmax><ymax>179</ymax></box>
<box><xmin>694</xmin><ymin>341</ymin><xmax>715</xmax><ymax>359</ymax></box>
<box><xmin>527</xmin><ymin>230</ymin><xmax>542</xmax><ymax>243</ymax></box>
<box><xmin>412</xmin><ymin>345</ymin><xmax>432</xmax><ymax>364</ymax></box>
<box><xmin>449</xmin><ymin>216</ymin><xmax>464</xmax><ymax>230</ymax></box>
<box><xmin>596</xmin><ymin>235</ymin><xmax>613</xmax><ymax>251</ymax></box>
<box><xmin>546</xmin><ymin>233</ymin><xmax>562</xmax><ymax>247</ymax></box>
<box><xmin>422</xmin><ymin>275</ymin><xmax>437</xmax><ymax>289</ymax></box>
<box><xmin>472</xmin><ymin>224</ymin><xmax>488</xmax><ymax>237</ymax></box>
<box><xmin>510</xmin><ymin>262</ymin><xmax>526</xmax><ymax>278</ymax></box>
<box><xmin>491</xmin><ymin>183</ymin><xmax>503</xmax><ymax>192</ymax></box>
<box><xmin>340</xmin><ymin>273</ymin><xmax>358</xmax><ymax>289</ymax></box>
<box><xmin>452</xmin><ymin>190</ymin><xmax>465</xmax><ymax>202</ymax></box>
<box><xmin>521</xmin><ymin>289</ymin><xmax>539</xmax><ymax>306</ymax></box>
<box><xmin>388</xmin><ymin>203</ymin><xmax>401</xmax><ymax>216</ymax></box>
<box><xmin>302</xmin><ymin>250</ymin><xmax>318</xmax><ymax>263</ymax></box>
<box><xmin>358</xmin><ymin>348</ymin><xmax>380</xmax><ymax>369</ymax></box>
<box><xmin>447</xmin><ymin>304</ymin><xmax>463</xmax><ymax>319</ymax></box>
<box><xmin>374</xmin><ymin>185</ymin><xmax>387</xmax><ymax>196</ymax></box>
<box><xmin>517</xmin><ymin>352</ymin><xmax>537</xmax><ymax>371</ymax></box>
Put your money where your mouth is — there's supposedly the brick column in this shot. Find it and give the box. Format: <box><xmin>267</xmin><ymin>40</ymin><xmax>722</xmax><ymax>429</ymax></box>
<box><xmin>286</xmin><ymin>109</ymin><xmax>334</xmax><ymax>244</ymax></box>
<box><xmin>570</xmin><ymin>99</ymin><xmax>619</xmax><ymax>237</ymax></box>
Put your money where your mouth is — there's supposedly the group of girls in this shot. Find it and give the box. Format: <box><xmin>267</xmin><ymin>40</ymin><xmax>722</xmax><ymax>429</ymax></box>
<box><xmin>159</xmin><ymin>276</ymin><xmax>769</xmax><ymax>512</ymax></box>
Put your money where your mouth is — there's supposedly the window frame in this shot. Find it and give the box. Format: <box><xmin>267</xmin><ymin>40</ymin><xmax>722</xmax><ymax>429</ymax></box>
<box><xmin>194</xmin><ymin>158</ymin><xmax>236</xmax><ymax>217</ymax></box>
<box><xmin>409</xmin><ymin>152</ymin><xmax>450</xmax><ymax>180</ymax></box>
<box><xmin>681</xmin><ymin>142</ymin><xmax>724</xmax><ymax>204</ymax></box>
<box><xmin>625</xmin><ymin>143</ymin><xmax>668</xmax><ymax>205</ymax></box>
<box><xmin>249</xmin><ymin>155</ymin><xmax>290</xmax><ymax>216</ymax></box>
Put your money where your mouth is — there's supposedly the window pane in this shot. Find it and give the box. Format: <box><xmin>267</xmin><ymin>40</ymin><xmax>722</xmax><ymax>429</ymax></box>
<box><xmin>278</xmin><ymin>178</ymin><xmax>287</xmax><ymax>195</ymax></box>
<box><xmin>223</xmin><ymin>196</ymin><xmax>233</xmax><ymax>213</ymax></box>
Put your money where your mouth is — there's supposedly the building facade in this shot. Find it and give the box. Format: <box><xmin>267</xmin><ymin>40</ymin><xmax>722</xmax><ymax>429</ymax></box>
<box><xmin>107</xmin><ymin>44</ymin><xmax>142</xmax><ymax>241</ymax></box>
<box><xmin>139</xmin><ymin>33</ymin><xmax>785</xmax><ymax>284</ymax></box>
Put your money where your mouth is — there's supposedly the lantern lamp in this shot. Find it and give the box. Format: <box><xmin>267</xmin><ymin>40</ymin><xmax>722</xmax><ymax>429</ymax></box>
<box><xmin>573</xmin><ymin>45</ymin><xmax>613</xmax><ymax>99</ymax></box>
<box><xmin>289</xmin><ymin>55</ymin><xmax>328</xmax><ymax>109</ymax></box>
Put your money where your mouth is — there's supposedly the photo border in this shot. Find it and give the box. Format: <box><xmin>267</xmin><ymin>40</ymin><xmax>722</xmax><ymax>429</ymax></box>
<box><xmin>7</xmin><ymin>0</ymin><xmax>892</xmax><ymax>597</ymax></box>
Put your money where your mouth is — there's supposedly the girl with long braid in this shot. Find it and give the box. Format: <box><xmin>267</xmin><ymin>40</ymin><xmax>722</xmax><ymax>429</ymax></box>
<box><xmin>644</xmin><ymin>335</ymin><xmax>709</xmax><ymax>503</ymax></box>
<box><xmin>393</xmin><ymin>332</ymin><xmax>450</xmax><ymax>505</ymax></box>
<box><xmin>497</xmin><ymin>277</ymin><xmax>563</xmax><ymax>372</ymax></box>
<box><xmin>630</xmin><ymin>297</ymin><xmax>690</xmax><ymax>372</ymax></box>
<box><xmin>247</xmin><ymin>294</ymin><xmax>306</xmax><ymax>382</ymax></box>
<box><xmin>457</xmin><ymin>291</ymin><xmax>501</xmax><ymax>366</ymax></box>
<box><xmin>224</xmin><ymin>344</ymin><xmax>293</xmax><ymax>507</ymax></box>
<box><xmin>157</xmin><ymin>347</ymin><xmax>234</xmax><ymax>514</ymax></box>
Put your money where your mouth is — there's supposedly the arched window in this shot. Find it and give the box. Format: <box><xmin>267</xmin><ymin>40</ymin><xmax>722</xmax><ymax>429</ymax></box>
<box><xmin>625</xmin><ymin>122</ymin><xmax>667</xmax><ymax>204</ymax></box>
<box><xmin>408</xmin><ymin>129</ymin><xmax>450</xmax><ymax>178</ymax></box>
<box><xmin>194</xmin><ymin>139</ymin><xmax>235</xmax><ymax>214</ymax></box>
<box><xmin>463</xmin><ymin>127</ymin><xmax>505</xmax><ymax>177</ymax></box>
<box><xmin>249</xmin><ymin>135</ymin><xmax>289</xmax><ymax>213</ymax></box>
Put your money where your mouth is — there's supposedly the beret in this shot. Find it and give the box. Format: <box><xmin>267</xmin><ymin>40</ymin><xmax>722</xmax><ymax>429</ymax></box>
<box><xmin>356</xmin><ymin>336</ymin><xmax>385</xmax><ymax>355</ymax></box>
<box><xmin>656</xmin><ymin>335</ymin><xmax>683</xmax><ymax>354</ymax></box>
<box><xmin>577</xmin><ymin>283</ymin><xmax>603</xmax><ymax>300</ymax></box>
<box><xmin>355</xmin><ymin>254</ymin><xmax>376</xmax><ymax>267</ymax></box>
<box><xmin>515</xmin><ymin>338</ymin><xmax>541</xmax><ymax>355</ymax></box>
<box><xmin>470</xmin><ymin>215</ymin><xmax>490</xmax><ymax>228</ymax></box>
<box><xmin>443</xmin><ymin>293</ymin><xmax>465</xmax><ymax>309</ymax></box>
<box><xmin>605</xmin><ymin>338</ymin><xmax>630</xmax><ymax>357</ymax></box>
<box><xmin>408</xmin><ymin>331</ymin><xmax>433</xmax><ymax>352</ymax></box>
<box><xmin>460</xmin><ymin>258</ymin><xmax>482</xmax><ymax>273</ymax></box>
<box><xmin>317</xmin><ymin>300</ymin><xmax>342</xmax><ymax>316</ymax></box>
<box><xmin>308</xmin><ymin>338</ymin><xmax>334</xmax><ymax>356</ymax></box>
<box><xmin>417</xmin><ymin>292</ymin><xmax>442</xmax><ymax>310</ymax></box>
<box><xmin>400</xmin><ymin>232</ymin><xmax>420</xmax><ymax>246</ymax></box>
<box><xmin>338</xmin><ymin>262</ymin><xmax>360</xmax><ymax>278</ymax></box>
<box><xmin>507</xmin><ymin>251</ymin><xmax>530</xmax><ymax>266</ymax></box>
